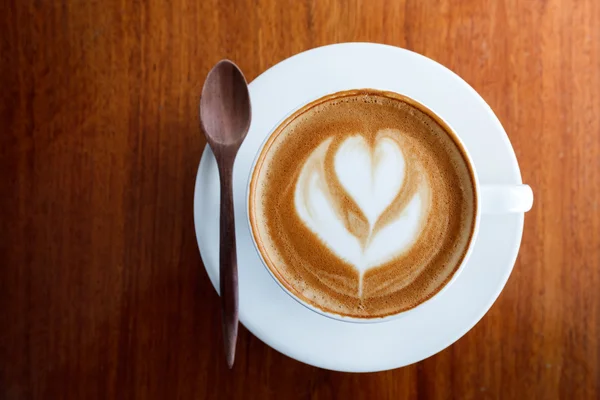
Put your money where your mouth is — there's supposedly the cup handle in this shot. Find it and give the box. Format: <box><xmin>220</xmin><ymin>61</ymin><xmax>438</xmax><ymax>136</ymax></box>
<box><xmin>480</xmin><ymin>184</ymin><xmax>533</xmax><ymax>214</ymax></box>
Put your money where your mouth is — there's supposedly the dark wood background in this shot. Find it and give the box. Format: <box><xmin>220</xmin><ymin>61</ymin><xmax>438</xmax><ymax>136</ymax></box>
<box><xmin>1</xmin><ymin>0</ymin><xmax>599</xmax><ymax>399</ymax></box>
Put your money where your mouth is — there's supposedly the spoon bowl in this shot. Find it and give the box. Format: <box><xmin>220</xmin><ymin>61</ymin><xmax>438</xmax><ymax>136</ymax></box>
<box><xmin>201</xmin><ymin>60</ymin><xmax>251</xmax><ymax>150</ymax></box>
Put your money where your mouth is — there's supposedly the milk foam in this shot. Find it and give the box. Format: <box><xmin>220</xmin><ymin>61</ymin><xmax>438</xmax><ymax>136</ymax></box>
<box><xmin>249</xmin><ymin>89</ymin><xmax>477</xmax><ymax>318</ymax></box>
<box><xmin>294</xmin><ymin>132</ymin><xmax>429</xmax><ymax>294</ymax></box>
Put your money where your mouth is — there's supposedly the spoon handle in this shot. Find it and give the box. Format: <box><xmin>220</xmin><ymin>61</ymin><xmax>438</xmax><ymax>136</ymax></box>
<box><xmin>218</xmin><ymin>162</ymin><xmax>238</xmax><ymax>368</ymax></box>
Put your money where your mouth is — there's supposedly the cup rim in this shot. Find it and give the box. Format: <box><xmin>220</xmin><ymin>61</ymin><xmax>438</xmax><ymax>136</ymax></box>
<box><xmin>246</xmin><ymin>88</ymin><xmax>481</xmax><ymax>323</ymax></box>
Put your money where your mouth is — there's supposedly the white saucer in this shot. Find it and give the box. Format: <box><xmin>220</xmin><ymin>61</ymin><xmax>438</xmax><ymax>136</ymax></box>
<box><xmin>194</xmin><ymin>43</ymin><xmax>525</xmax><ymax>372</ymax></box>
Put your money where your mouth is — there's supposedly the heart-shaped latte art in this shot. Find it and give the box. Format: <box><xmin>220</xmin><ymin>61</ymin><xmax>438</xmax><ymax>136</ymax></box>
<box><xmin>335</xmin><ymin>135</ymin><xmax>405</xmax><ymax>225</ymax></box>
<box><xmin>294</xmin><ymin>130</ymin><xmax>429</xmax><ymax>295</ymax></box>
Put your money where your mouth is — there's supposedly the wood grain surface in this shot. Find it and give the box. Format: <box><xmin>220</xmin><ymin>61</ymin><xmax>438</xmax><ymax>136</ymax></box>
<box><xmin>1</xmin><ymin>0</ymin><xmax>599</xmax><ymax>399</ymax></box>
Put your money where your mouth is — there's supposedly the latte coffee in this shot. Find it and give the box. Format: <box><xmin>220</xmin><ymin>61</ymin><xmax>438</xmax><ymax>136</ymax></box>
<box><xmin>249</xmin><ymin>89</ymin><xmax>477</xmax><ymax>318</ymax></box>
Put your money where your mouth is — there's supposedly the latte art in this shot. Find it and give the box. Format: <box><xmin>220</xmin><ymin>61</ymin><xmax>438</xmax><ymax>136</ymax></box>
<box><xmin>294</xmin><ymin>132</ymin><xmax>430</xmax><ymax>295</ymax></box>
<box><xmin>249</xmin><ymin>90</ymin><xmax>476</xmax><ymax>318</ymax></box>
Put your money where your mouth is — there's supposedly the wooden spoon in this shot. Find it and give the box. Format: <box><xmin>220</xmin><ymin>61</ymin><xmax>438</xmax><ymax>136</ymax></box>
<box><xmin>200</xmin><ymin>60</ymin><xmax>251</xmax><ymax>368</ymax></box>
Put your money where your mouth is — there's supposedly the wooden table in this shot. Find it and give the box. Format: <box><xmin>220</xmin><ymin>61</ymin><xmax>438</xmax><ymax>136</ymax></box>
<box><xmin>1</xmin><ymin>1</ymin><xmax>598</xmax><ymax>399</ymax></box>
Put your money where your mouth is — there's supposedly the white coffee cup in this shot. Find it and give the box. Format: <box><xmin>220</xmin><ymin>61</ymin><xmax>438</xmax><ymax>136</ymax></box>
<box><xmin>247</xmin><ymin>91</ymin><xmax>533</xmax><ymax>323</ymax></box>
